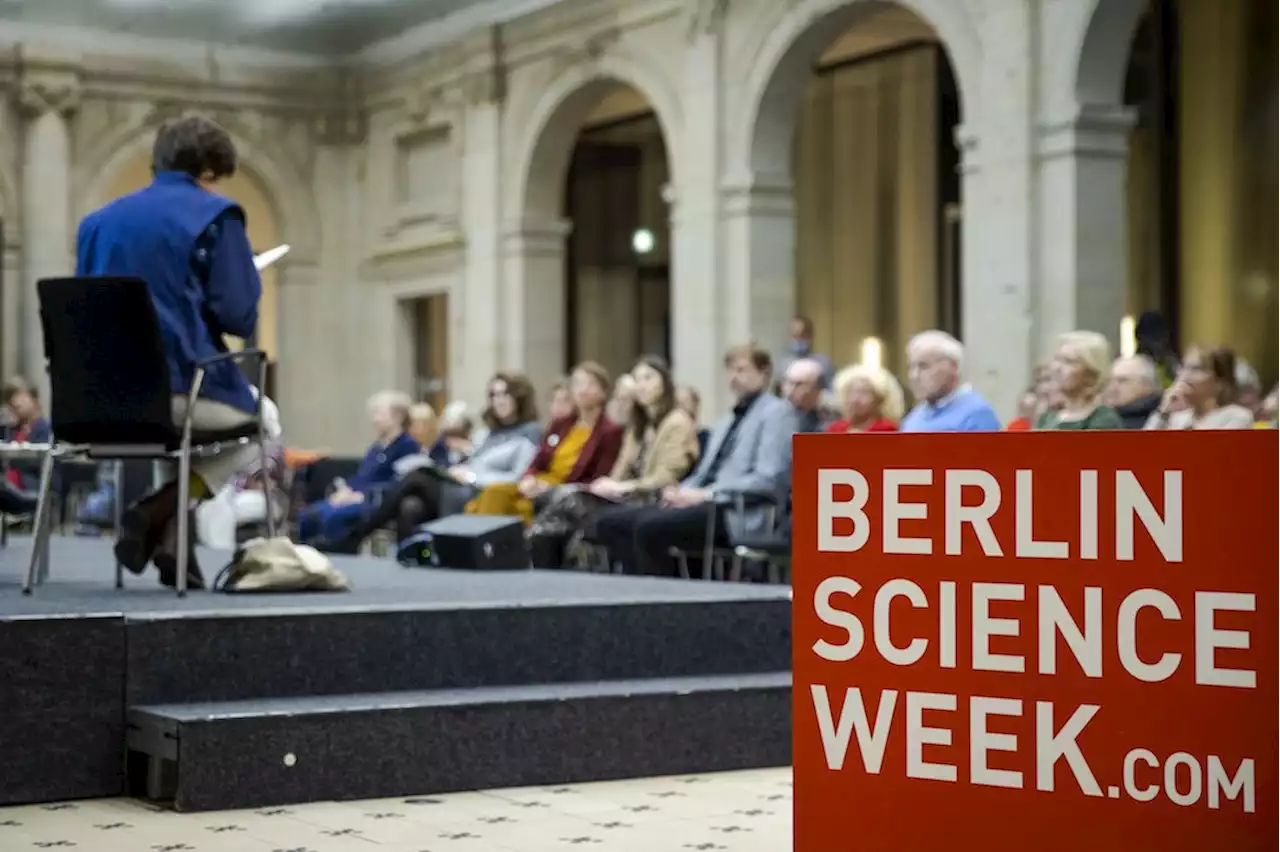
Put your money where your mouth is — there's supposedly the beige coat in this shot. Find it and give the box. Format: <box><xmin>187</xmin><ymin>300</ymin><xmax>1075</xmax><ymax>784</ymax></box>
<box><xmin>609</xmin><ymin>408</ymin><xmax>700</xmax><ymax>492</ymax></box>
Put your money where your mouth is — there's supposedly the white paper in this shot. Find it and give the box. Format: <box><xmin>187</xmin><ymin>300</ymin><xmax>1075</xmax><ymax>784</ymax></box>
<box><xmin>253</xmin><ymin>244</ymin><xmax>291</xmax><ymax>271</ymax></box>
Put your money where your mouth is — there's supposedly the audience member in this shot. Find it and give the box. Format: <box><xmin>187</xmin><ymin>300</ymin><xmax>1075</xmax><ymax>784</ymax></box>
<box><xmin>547</xmin><ymin>379</ymin><xmax>575</xmax><ymax>423</ymax></box>
<box><xmin>1005</xmin><ymin>390</ymin><xmax>1038</xmax><ymax>431</ymax></box>
<box><xmin>779</xmin><ymin>316</ymin><xmax>834</xmax><ymax>389</ymax></box>
<box><xmin>1</xmin><ymin>377</ymin><xmax>51</xmax><ymax>515</ymax></box>
<box><xmin>593</xmin><ymin>343</ymin><xmax>794</xmax><ymax>576</ymax></box>
<box><xmin>607</xmin><ymin>373</ymin><xmax>638</xmax><ymax>427</ymax></box>
<box><xmin>1145</xmin><ymin>345</ymin><xmax>1255</xmax><ymax>430</ymax></box>
<box><xmin>826</xmin><ymin>364</ymin><xmax>903</xmax><ymax>433</ymax></box>
<box><xmin>1235</xmin><ymin>359</ymin><xmax>1264</xmax><ymax>420</ymax></box>
<box><xmin>296</xmin><ymin>390</ymin><xmax>419</xmax><ymax>549</ymax></box>
<box><xmin>1103</xmin><ymin>355</ymin><xmax>1162</xmax><ymax>428</ymax></box>
<box><xmin>900</xmin><ymin>331</ymin><xmax>1001</xmax><ymax>432</ymax></box>
<box><xmin>341</xmin><ymin>373</ymin><xmax>543</xmax><ymax>546</ymax></box>
<box><xmin>1035</xmin><ymin>331</ymin><xmax>1122</xmax><ymax>430</ymax></box>
<box><xmin>528</xmin><ymin>356</ymin><xmax>699</xmax><ymax>568</ymax></box>
<box><xmin>76</xmin><ymin>115</ymin><xmax>268</xmax><ymax>589</ymax></box>
<box><xmin>468</xmin><ymin>362</ymin><xmax>622</xmax><ymax>525</ymax></box>
<box><xmin>782</xmin><ymin>358</ymin><xmax>828</xmax><ymax>433</ymax></box>
<box><xmin>406</xmin><ymin>403</ymin><xmax>439</xmax><ymax>458</ymax></box>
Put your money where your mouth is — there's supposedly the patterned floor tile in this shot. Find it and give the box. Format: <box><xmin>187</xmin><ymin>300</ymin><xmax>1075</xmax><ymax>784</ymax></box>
<box><xmin>0</xmin><ymin>769</ymin><xmax>794</xmax><ymax>852</ymax></box>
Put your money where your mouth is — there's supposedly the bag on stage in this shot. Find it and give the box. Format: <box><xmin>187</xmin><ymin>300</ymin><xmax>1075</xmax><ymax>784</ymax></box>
<box><xmin>214</xmin><ymin>536</ymin><xmax>350</xmax><ymax>593</ymax></box>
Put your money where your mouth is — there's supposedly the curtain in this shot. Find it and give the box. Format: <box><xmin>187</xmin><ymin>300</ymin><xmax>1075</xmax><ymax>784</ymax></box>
<box><xmin>1236</xmin><ymin>0</ymin><xmax>1278</xmax><ymax>387</ymax></box>
<box><xmin>794</xmin><ymin>46</ymin><xmax>940</xmax><ymax>377</ymax></box>
<box><xmin>566</xmin><ymin>142</ymin><xmax>642</xmax><ymax>380</ymax></box>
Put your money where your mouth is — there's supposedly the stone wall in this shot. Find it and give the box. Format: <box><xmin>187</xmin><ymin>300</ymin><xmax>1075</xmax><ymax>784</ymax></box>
<box><xmin>0</xmin><ymin>0</ymin><xmax>1155</xmax><ymax>451</ymax></box>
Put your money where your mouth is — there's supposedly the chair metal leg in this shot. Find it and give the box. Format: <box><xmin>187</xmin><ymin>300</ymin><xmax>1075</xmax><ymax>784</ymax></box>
<box><xmin>259</xmin><ymin>439</ymin><xmax>276</xmax><ymax>540</ymax></box>
<box><xmin>22</xmin><ymin>451</ymin><xmax>57</xmax><ymax>594</ymax></box>
<box><xmin>175</xmin><ymin>448</ymin><xmax>192</xmax><ymax>598</ymax></box>
<box><xmin>113</xmin><ymin>460</ymin><xmax>125</xmax><ymax>589</ymax></box>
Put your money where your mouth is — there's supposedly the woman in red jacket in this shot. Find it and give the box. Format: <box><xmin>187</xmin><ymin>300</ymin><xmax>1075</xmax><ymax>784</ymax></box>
<box><xmin>825</xmin><ymin>363</ymin><xmax>904</xmax><ymax>433</ymax></box>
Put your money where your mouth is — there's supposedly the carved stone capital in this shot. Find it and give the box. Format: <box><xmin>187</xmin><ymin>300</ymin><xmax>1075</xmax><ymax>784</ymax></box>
<box><xmin>17</xmin><ymin>69</ymin><xmax>81</xmax><ymax>120</ymax></box>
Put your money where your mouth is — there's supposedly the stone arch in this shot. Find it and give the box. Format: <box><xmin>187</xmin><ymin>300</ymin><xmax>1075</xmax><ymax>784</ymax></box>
<box><xmin>80</xmin><ymin>116</ymin><xmax>321</xmax><ymax>265</ymax></box>
<box><xmin>511</xmin><ymin>52</ymin><xmax>683</xmax><ymax>222</ymax></box>
<box><xmin>504</xmin><ymin>50</ymin><xmax>684</xmax><ymax>398</ymax></box>
<box><xmin>1072</xmin><ymin>0</ymin><xmax>1149</xmax><ymax>106</ymax></box>
<box><xmin>736</xmin><ymin>0</ymin><xmax>982</xmax><ymax>179</ymax></box>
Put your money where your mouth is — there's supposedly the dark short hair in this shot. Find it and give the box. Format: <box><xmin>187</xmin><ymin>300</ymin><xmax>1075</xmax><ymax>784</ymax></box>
<box><xmin>3</xmin><ymin>376</ymin><xmax>35</xmax><ymax>403</ymax></box>
<box><xmin>793</xmin><ymin>316</ymin><xmax>815</xmax><ymax>337</ymax></box>
<box><xmin>481</xmin><ymin>372</ymin><xmax>538</xmax><ymax>430</ymax></box>
<box><xmin>723</xmin><ymin>342</ymin><xmax>773</xmax><ymax>375</ymax></box>
<box><xmin>152</xmin><ymin>116</ymin><xmax>237</xmax><ymax>181</ymax></box>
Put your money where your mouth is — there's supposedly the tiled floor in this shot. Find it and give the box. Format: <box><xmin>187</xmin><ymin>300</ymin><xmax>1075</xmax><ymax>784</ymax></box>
<box><xmin>0</xmin><ymin>768</ymin><xmax>793</xmax><ymax>851</ymax></box>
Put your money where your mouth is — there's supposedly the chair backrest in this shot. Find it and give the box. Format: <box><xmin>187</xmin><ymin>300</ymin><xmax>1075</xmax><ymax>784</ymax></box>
<box><xmin>38</xmin><ymin>276</ymin><xmax>176</xmax><ymax>446</ymax></box>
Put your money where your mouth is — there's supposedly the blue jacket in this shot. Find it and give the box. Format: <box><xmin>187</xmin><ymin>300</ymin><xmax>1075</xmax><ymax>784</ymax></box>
<box><xmin>351</xmin><ymin>432</ymin><xmax>421</xmax><ymax>497</ymax></box>
<box><xmin>75</xmin><ymin>171</ymin><xmax>261</xmax><ymax>413</ymax></box>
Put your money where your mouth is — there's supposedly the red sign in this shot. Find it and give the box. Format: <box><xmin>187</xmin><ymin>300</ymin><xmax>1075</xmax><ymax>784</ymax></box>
<box><xmin>792</xmin><ymin>431</ymin><xmax>1277</xmax><ymax>851</ymax></box>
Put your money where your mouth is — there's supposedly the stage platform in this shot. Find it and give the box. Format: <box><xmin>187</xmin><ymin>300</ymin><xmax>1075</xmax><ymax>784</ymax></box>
<box><xmin>0</xmin><ymin>537</ymin><xmax>792</xmax><ymax>811</ymax></box>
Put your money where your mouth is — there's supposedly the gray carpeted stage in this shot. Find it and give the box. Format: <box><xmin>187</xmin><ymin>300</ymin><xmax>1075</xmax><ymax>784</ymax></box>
<box><xmin>0</xmin><ymin>536</ymin><xmax>792</xmax><ymax>811</ymax></box>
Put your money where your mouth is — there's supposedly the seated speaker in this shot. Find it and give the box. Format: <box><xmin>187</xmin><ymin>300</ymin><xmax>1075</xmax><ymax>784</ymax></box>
<box><xmin>397</xmin><ymin>514</ymin><xmax>528</xmax><ymax>571</ymax></box>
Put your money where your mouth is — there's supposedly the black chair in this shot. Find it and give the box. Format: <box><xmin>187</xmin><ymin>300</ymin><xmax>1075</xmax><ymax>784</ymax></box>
<box><xmin>667</xmin><ymin>489</ymin><xmax>783</xmax><ymax>581</ymax></box>
<box><xmin>22</xmin><ymin>276</ymin><xmax>275</xmax><ymax>597</ymax></box>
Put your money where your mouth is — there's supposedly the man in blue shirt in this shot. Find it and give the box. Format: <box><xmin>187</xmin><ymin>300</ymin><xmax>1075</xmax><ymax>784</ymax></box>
<box><xmin>900</xmin><ymin>330</ymin><xmax>1001</xmax><ymax>432</ymax></box>
<box><xmin>76</xmin><ymin>116</ymin><xmax>265</xmax><ymax>589</ymax></box>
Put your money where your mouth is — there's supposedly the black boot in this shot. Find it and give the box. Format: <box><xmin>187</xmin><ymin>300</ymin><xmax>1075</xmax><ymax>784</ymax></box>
<box><xmin>114</xmin><ymin>482</ymin><xmax>179</xmax><ymax>575</ymax></box>
<box><xmin>154</xmin><ymin>512</ymin><xmax>204</xmax><ymax>591</ymax></box>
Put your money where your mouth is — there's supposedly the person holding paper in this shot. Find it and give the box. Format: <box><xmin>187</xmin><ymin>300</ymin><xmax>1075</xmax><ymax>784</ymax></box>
<box><xmin>75</xmin><ymin>115</ymin><xmax>266</xmax><ymax>589</ymax></box>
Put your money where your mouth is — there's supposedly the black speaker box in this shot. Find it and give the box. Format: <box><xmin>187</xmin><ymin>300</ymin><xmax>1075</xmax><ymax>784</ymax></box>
<box><xmin>410</xmin><ymin>514</ymin><xmax>528</xmax><ymax>571</ymax></box>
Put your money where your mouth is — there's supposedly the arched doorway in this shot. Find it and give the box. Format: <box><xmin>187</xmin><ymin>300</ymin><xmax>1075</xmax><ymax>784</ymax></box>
<box><xmin>101</xmin><ymin>152</ymin><xmax>283</xmax><ymax>379</ymax></box>
<box><xmin>734</xmin><ymin>0</ymin><xmax>977</xmax><ymax>383</ymax></box>
<box><xmin>512</xmin><ymin>73</ymin><xmax>678</xmax><ymax>394</ymax></box>
<box><xmin>1115</xmin><ymin>0</ymin><xmax>1277</xmax><ymax>387</ymax></box>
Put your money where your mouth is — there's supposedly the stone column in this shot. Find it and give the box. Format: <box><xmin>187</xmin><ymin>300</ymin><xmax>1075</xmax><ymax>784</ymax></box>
<box><xmin>2</xmin><ymin>242</ymin><xmax>21</xmax><ymax>378</ymax></box>
<box><xmin>501</xmin><ymin>218</ymin><xmax>572</xmax><ymax>397</ymax></box>
<box><xmin>669</xmin><ymin>7</ymin><xmax>727</xmax><ymax>414</ymax></box>
<box><xmin>956</xmin><ymin>2</ymin><xmax>1037</xmax><ymax>420</ymax></box>
<box><xmin>18</xmin><ymin>66</ymin><xmax>79</xmax><ymax>398</ymax></box>
<box><xmin>458</xmin><ymin>70</ymin><xmax>505</xmax><ymax>413</ymax></box>
<box><xmin>1037</xmin><ymin>103</ymin><xmax>1135</xmax><ymax>353</ymax></box>
<box><xmin>720</xmin><ymin>175</ymin><xmax>796</xmax><ymax>367</ymax></box>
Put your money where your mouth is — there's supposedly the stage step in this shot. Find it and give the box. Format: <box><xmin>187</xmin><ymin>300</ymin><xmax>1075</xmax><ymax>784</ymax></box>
<box><xmin>127</xmin><ymin>672</ymin><xmax>792</xmax><ymax>812</ymax></box>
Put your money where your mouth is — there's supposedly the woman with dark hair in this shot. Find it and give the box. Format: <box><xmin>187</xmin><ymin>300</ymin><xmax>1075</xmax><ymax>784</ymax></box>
<box><xmin>527</xmin><ymin>355</ymin><xmax>700</xmax><ymax>568</ymax></box>
<box><xmin>468</xmin><ymin>362</ymin><xmax>622</xmax><ymax>525</ymax></box>
<box><xmin>75</xmin><ymin>115</ymin><xmax>264</xmax><ymax>589</ymax></box>
<box><xmin>340</xmin><ymin>373</ymin><xmax>543</xmax><ymax>547</ymax></box>
<box><xmin>1145</xmin><ymin>345</ymin><xmax>1255</xmax><ymax>430</ymax></box>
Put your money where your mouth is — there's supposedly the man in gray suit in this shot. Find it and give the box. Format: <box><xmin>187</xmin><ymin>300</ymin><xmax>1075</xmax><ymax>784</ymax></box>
<box><xmin>594</xmin><ymin>344</ymin><xmax>796</xmax><ymax>576</ymax></box>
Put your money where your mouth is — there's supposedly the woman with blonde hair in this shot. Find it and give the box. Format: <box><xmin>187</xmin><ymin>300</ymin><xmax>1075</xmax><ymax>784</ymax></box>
<box><xmin>1036</xmin><ymin>331</ymin><xmax>1122</xmax><ymax>430</ymax></box>
<box><xmin>825</xmin><ymin>364</ymin><xmax>904</xmax><ymax>433</ymax></box>
<box><xmin>297</xmin><ymin>390</ymin><xmax>421</xmax><ymax>549</ymax></box>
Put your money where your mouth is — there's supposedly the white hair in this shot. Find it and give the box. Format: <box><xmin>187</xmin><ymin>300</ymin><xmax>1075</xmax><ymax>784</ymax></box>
<box><xmin>1235</xmin><ymin>358</ymin><xmax>1260</xmax><ymax>390</ymax></box>
<box><xmin>907</xmin><ymin>330</ymin><xmax>965</xmax><ymax>371</ymax></box>
<box><xmin>1114</xmin><ymin>354</ymin><xmax>1158</xmax><ymax>386</ymax></box>
<box><xmin>786</xmin><ymin>357</ymin><xmax>825</xmax><ymax>383</ymax></box>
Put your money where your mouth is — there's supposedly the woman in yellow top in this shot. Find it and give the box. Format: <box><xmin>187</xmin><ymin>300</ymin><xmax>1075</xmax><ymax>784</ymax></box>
<box><xmin>467</xmin><ymin>362</ymin><xmax>623</xmax><ymax>525</ymax></box>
